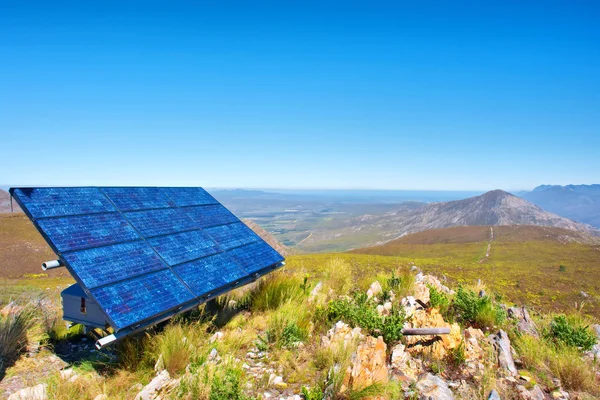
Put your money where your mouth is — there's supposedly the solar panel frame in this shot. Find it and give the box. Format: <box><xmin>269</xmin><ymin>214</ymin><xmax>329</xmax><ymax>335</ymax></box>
<box><xmin>9</xmin><ymin>186</ymin><xmax>285</xmax><ymax>334</ymax></box>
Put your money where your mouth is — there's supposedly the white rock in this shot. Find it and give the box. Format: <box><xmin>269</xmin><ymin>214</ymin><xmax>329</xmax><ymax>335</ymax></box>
<box><xmin>489</xmin><ymin>330</ymin><xmax>518</xmax><ymax>376</ymax></box>
<box><xmin>93</xmin><ymin>395</ymin><xmax>108</xmax><ymax>400</ymax></box>
<box><xmin>208</xmin><ymin>348</ymin><xmax>219</xmax><ymax>362</ymax></box>
<box><xmin>154</xmin><ymin>354</ymin><xmax>164</xmax><ymax>372</ymax></box>
<box><xmin>8</xmin><ymin>384</ymin><xmax>48</xmax><ymax>400</ymax></box>
<box><xmin>134</xmin><ymin>370</ymin><xmax>171</xmax><ymax>400</ymax></box>
<box><xmin>416</xmin><ymin>373</ymin><xmax>454</xmax><ymax>400</ymax></box>
<box><xmin>210</xmin><ymin>331</ymin><xmax>224</xmax><ymax>343</ymax></box>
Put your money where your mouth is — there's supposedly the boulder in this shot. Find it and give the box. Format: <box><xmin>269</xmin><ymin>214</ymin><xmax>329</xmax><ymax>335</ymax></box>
<box><xmin>414</xmin><ymin>282</ymin><xmax>431</xmax><ymax>304</ymax></box>
<box><xmin>421</xmin><ymin>275</ymin><xmax>454</xmax><ymax>294</ymax></box>
<box><xmin>507</xmin><ymin>306</ymin><xmax>539</xmax><ymax>337</ymax></box>
<box><xmin>321</xmin><ymin>321</ymin><xmax>364</xmax><ymax>348</ymax></box>
<box><xmin>462</xmin><ymin>328</ymin><xmax>486</xmax><ymax>378</ymax></box>
<box><xmin>7</xmin><ymin>384</ymin><xmax>47</xmax><ymax>400</ymax></box>
<box><xmin>516</xmin><ymin>385</ymin><xmax>545</xmax><ymax>400</ymax></box>
<box><xmin>401</xmin><ymin>296</ymin><xmax>425</xmax><ymax>317</ymax></box>
<box><xmin>344</xmin><ymin>336</ymin><xmax>388</xmax><ymax>390</ymax></box>
<box><xmin>488</xmin><ymin>390</ymin><xmax>501</xmax><ymax>400</ymax></box>
<box><xmin>390</xmin><ymin>343</ymin><xmax>424</xmax><ymax>382</ymax></box>
<box><xmin>489</xmin><ymin>330</ymin><xmax>517</xmax><ymax>376</ymax></box>
<box><xmin>404</xmin><ymin>308</ymin><xmax>462</xmax><ymax>360</ymax></box>
<box><xmin>134</xmin><ymin>370</ymin><xmax>171</xmax><ymax>400</ymax></box>
<box><xmin>415</xmin><ymin>373</ymin><xmax>454</xmax><ymax>400</ymax></box>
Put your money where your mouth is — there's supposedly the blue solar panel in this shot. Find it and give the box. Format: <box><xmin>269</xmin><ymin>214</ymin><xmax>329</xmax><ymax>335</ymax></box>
<box><xmin>10</xmin><ymin>186</ymin><xmax>285</xmax><ymax>334</ymax></box>
<box><xmin>90</xmin><ymin>269</ymin><xmax>195</xmax><ymax>330</ymax></box>
<box><xmin>12</xmin><ymin>188</ymin><xmax>115</xmax><ymax>218</ymax></box>
<box><xmin>62</xmin><ymin>242</ymin><xmax>166</xmax><ymax>289</ymax></box>
<box><xmin>102</xmin><ymin>187</ymin><xmax>174</xmax><ymax>211</ymax></box>
<box><xmin>184</xmin><ymin>204</ymin><xmax>239</xmax><ymax>228</ymax></box>
<box><xmin>173</xmin><ymin>253</ymin><xmax>249</xmax><ymax>297</ymax></box>
<box><xmin>37</xmin><ymin>213</ymin><xmax>140</xmax><ymax>253</ymax></box>
<box><xmin>160</xmin><ymin>187</ymin><xmax>218</xmax><ymax>207</ymax></box>
<box><xmin>147</xmin><ymin>230</ymin><xmax>221</xmax><ymax>266</ymax></box>
<box><xmin>227</xmin><ymin>241</ymin><xmax>284</xmax><ymax>274</ymax></box>
<box><xmin>125</xmin><ymin>208</ymin><xmax>197</xmax><ymax>238</ymax></box>
<box><xmin>204</xmin><ymin>222</ymin><xmax>260</xmax><ymax>250</ymax></box>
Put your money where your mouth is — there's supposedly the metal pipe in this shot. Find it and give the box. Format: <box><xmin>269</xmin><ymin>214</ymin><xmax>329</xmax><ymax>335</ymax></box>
<box><xmin>42</xmin><ymin>260</ymin><xmax>64</xmax><ymax>271</ymax></box>
<box><xmin>95</xmin><ymin>334</ymin><xmax>117</xmax><ymax>349</ymax></box>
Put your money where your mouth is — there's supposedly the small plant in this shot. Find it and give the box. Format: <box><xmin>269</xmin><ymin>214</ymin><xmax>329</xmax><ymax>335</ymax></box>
<box><xmin>386</xmin><ymin>271</ymin><xmax>401</xmax><ymax>290</ymax></box>
<box><xmin>280</xmin><ymin>322</ymin><xmax>306</xmax><ymax>348</ymax></box>
<box><xmin>0</xmin><ymin>304</ymin><xmax>37</xmax><ymax>371</ymax></box>
<box><xmin>544</xmin><ymin>315</ymin><xmax>597</xmax><ymax>351</ymax></box>
<box><xmin>255</xmin><ymin>334</ymin><xmax>269</xmax><ymax>352</ymax></box>
<box><xmin>209</xmin><ymin>366</ymin><xmax>250</xmax><ymax>400</ymax></box>
<box><xmin>451</xmin><ymin>286</ymin><xmax>505</xmax><ymax>329</ymax></box>
<box><xmin>428</xmin><ymin>285</ymin><xmax>450</xmax><ymax>314</ymax></box>
<box><xmin>327</xmin><ymin>291</ymin><xmax>405</xmax><ymax>344</ymax></box>
<box><xmin>559</xmin><ymin>265</ymin><xmax>567</xmax><ymax>273</ymax></box>
<box><xmin>300</xmin><ymin>274</ymin><xmax>312</xmax><ymax>296</ymax></box>
<box><xmin>448</xmin><ymin>341</ymin><xmax>466</xmax><ymax>367</ymax></box>
<box><xmin>301</xmin><ymin>385</ymin><xmax>324</xmax><ymax>400</ymax></box>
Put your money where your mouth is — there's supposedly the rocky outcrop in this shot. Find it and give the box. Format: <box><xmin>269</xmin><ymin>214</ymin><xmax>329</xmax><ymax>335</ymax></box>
<box><xmin>344</xmin><ymin>336</ymin><xmax>388</xmax><ymax>391</ymax></box>
<box><xmin>508</xmin><ymin>306</ymin><xmax>538</xmax><ymax>337</ymax></box>
<box><xmin>489</xmin><ymin>330</ymin><xmax>518</xmax><ymax>376</ymax></box>
<box><xmin>390</xmin><ymin>343</ymin><xmax>424</xmax><ymax>382</ymax></box>
<box><xmin>134</xmin><ymin>370</ymin><xmax>177</xmax><ymax>400</ymax></box>
<box><xmin>7</xmin><ymin>384</ymin><xmax>47</xmax><ymax>400</ymax></box>
<box><xmin>321</xmin><ymin>321</ymin><xmax>364</xmax><ymax>348</ymax></box>
<box><xmin>415</xmin><ymin>373</ymin><xmax>454</xmax><ymax>400</ymax></box>
<box><xmin>366</xmin><ymin>281</ymin><xmax>383</xmax><ymax>299</ymax></box>
<box><xmin>404</xmin><ymin>308</ymin><xmax>462</xmax><ymax>360</ymax></box>
<box><xmin>462</xmin><ymin>328</ymin><xmax>486</xmax><ymax>378</ymax></box>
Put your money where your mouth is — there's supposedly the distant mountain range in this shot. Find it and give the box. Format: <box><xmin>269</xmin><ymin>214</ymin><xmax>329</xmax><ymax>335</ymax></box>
<box><xmin>521</xmin><ymin>184</ymin><xmax>600</xmax><ymax>228</ymax></box>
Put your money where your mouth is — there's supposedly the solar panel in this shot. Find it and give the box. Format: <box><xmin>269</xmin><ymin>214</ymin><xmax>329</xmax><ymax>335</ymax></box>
<box><xmin>10</xmin><ymin>186</ymin><xmax>285</xmax><ymax>337</ymax></box>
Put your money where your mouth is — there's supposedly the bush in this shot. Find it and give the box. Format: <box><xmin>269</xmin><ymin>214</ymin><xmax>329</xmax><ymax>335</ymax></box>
<box><xmin>428</xmin><ymin>285</ymin><xmax>450</xmax><ymax>314</ymax></box>
<box><xmin>301</xmin><ymin>385</ymin><xmax>324</xmax><ymax>400</ymax></box>
<box><xmin>209</xmin><ymin>366</ymin><xmax>250</xmax><ymax>400</ymax></box>
<box><xmin>544</xmin><ymin>315</ymin><xmax>597</xmax><ymax>351</ymax></box>
<box><xmin>327</xmin><ymin>292</ymin><xmax>405</xmax><ymax>344</ymax></box>
<box><xmin>451</xmin><ymin>286</ymin><xmax>505</xmax><ymax>329</ymax></box>
<box><xmin>266</xmin><ymin>301</ymin><xmax>310</xmax><ymax>348</ymax></box>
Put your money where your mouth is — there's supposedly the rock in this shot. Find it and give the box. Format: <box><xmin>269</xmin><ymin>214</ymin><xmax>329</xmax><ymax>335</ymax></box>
<box><xmin>268</xmin><ymin>374</ymin><xmax>287</xmax><ymax>389</ymax></box>
<box><xmin>321</xmin><ymin>321</ymin><xmax>364</xmax><ymax>348</ymax></box>
<box><xmin>421</xmin><ymin>274</ymin><xmax>454</xmax><ymax>294</ymax></box>
<box><xmin>154</xmin><ymin>354</ymin><xmax>164</xmax><ymax>372</ymax></box>
<box><xmin>309</xmin><ymin>282</ymin><xmax>323</xmax><ymax>300</ymax></box>
<box><xmin>208</xmin><ymin>348</ymin><xmax>219</xmax><ymax>362</ymax></box>
<box><xmin>507</xmin><ymin>306</ymin><xmax>539</xmax><ymax>337</ymax></box>
<box><xmin>7</xmin><ymin>384</ymin><xmax>47</xmax><ymax>400</ymax></box>
<box><xmin>415</xmin><ymin>373</ymin><xmax>454</xmax><ymax>400</ymax></box>
<box><xmin>488</xmin><ymin>390</ymin><xmax>501</xmax><ymax>400</ymax></box>
<box><xmin>227</xmin><ymin>299</ymin><xmax>237</xmax><ymax>308</ymax></box>
<box><xmin>366</xmin><ymin>281</ymin><xmax>383</xmax><ymax>299</ymax></box>
<box><xmin>345</xmin><ymin>336</ymin><xmax>388</xmax><ymax>390</ymax></box>
<box><xmin>462</xmin><ymin>328</ymin><xmax>486</xmax><ymax>378</ymax></box>
<box><xmin>516</xmin><ymin>385</ymin><xmax>545</xmax><ymax>400</ymax></box>
<box><xmin>414</xmin><ymin>282</ymin><xmax>430</xmax><ymax>304</ymax></box>
<box><xmin>390</xmin><ymin>343</ymin><xmax>424</xmax><ymax>382</ymax></box>
<box><xmin>404</xmin><ymin>308</ymin><xmax>462</xmax><ymax>360</ymax></box>
<box><xmin>489</xmin><ymin>330</ymin><xmax>517</xmax><ymax>376</ymax></box>
<box><xmin>210</xmin><ymin>331</ymin><xmax>224</xmax><ymax>343</ymax></box>
<box><xmin>401</xmin><ymin>296</ymin><xmax>424</xmax><ymax>316</ymax></box>
<box><xmin>93</xmin><ymin>395</ymin><xmax>108</xmax><ymax>400</ymax></box>
<box><xmin>135</xmin><ymin>370</ymin><xmax>171</xmax><ymax>400</ymax></box>
<box><xmin>479</xmin><ymin>289</ymin><xmax>486</xmax><ymax>298</ymax></box>
<box><xmin>415</xmin><ymin>272</ymin><xmax>424</xmax><ymax>282</ymax></box>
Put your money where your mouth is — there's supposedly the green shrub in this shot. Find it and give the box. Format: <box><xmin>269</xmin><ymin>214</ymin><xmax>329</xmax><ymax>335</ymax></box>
<box><xmin>327</xmin><ymin>292</ymin><xmax>404</xmax><ymax>344</ymax></box>
<box><xmin>247</xmin><ymin>274</ymin><xmax>303</xmax><ymax>312</ymax></box>
<box><xmin>266</xmin><ymin>301</ymin><xmax>310</xmax><ymax>348</ymax></box>
<box><xmin>559</xmin><ymin>265</ymin><xmax>567</xmax><ymax>273</ymax></box>
<box><xmin>447</xmin><ymin>341</ymin><xmax>466</xmax><ymax>367</ymax></box>
<box><xmin>301</xmin><ymin>385</ymin><xmax>324</xmax><ymax>400</ymax></box>
<box><xmin>428</xmin><ymin>285</ymin><xmax>450</xmax><ymax>314</ymax></box>
<box><xmin>451</xmin><ymin>286</ymin><xmax>505</xmax><ymax>329</ymax></box>
<box><xmin>209</xmin><ymin>366</ymin><xmax>250</xmax><ymax>400</ymax></box>
<box><xmin>544</xmin><ymin>315</ymin><xmax>597</xmax><ymax>351</ymax></box>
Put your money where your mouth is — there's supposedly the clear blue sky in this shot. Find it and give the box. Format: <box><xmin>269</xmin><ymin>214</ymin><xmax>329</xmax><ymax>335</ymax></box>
<box><xmin>1</xmin><ymin>1</ymin><xmax>598</xmax><ymax>190</ymax></box>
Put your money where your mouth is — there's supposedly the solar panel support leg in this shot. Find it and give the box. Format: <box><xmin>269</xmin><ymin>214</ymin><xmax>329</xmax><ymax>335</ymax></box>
<box><xmin>42</xmin><ymin>260</ymin><xmax>64</xmax><ymax>271</ymax></box>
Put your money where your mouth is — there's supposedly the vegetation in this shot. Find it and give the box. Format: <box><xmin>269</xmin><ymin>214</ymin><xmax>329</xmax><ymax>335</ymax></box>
<box><xmin>451</xmin><ymin>286</ymin><xmax>506</xmax><ymax>330</ymax></box>
<box><xmin>327</xmin><ymin>291</ymin><xmax>405</xmax><ymax>344</ymax></box>
<box><xmin>544</xmin><ymin>314</ymin><xmax>597</xmax><ymax>351</ymax></box>
<box><xmin>0</xmin><ymin>304</ymin><xmax>37</xmax><ymax>373</ymax></box>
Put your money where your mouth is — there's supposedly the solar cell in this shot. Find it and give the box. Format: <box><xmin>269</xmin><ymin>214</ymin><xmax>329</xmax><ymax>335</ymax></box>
<box><xmin>173</xmin><ymin>252</ymin><xmax>248</xmax><ymax>297</ymax></box>
<box><xmin>227</xmin><ymin>241</ymin><xmax>284</xmax><ymax>274</ymax></box>
<box><xmin>62</xmin><ymin>242</ymin><xmax>166</xmax><ymax>289</ymax></box>
<box><xmin>12</xmin><ymin>187</ymin><xmax>115</xmax><ymax>218</ymax></box>
<box><xmin>10</xmin><ymin>186</ymin><xmax>285</xmax><ymax>336</ymax></box>
<box><xmin>90</xmin><ymin>269</ymin><xmax>195</xmax><ymax>330</ymax></box>
<box><xmin>147</xmin><ymin>230</ymin><xmax>221</xmax><ymax>266</ymax></box>
<box><xmin>37</xmin><ymin>213</ymin><xmax>140</xmax><ymax>253</ymax></box>
<box><xmin>160</xmin><ymin>187</ymin><xmax>218</xmax><ymax>206</ymax></box>
<box><xmin>102</xmin><ymin>187</ymin><xmax>174</xmax><ymax>211</ymax></box>
<box><xmin>184</xmin><ymin>204</ymin><xmax>238</xmax><ymax>228</ymax></box>
<box><xmin>204</xmin><ymin>222</ymin><xmax>260</xmax><ymax>250</ymax></box>
<box><xmin>125</xmin><ymin>208</ymin><xmax>197</xmax><ymax>238</ymax></box>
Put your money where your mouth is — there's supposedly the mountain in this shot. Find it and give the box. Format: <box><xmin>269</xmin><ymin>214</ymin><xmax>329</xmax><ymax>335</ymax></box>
<box><xmin>242</xmin><ymin>218</ymin><xmax>292</xmax><ymax>256</ymax></box>
<box><xmin>297</xmin><ymin>190</ymin><xmax>599</xmax><ymax>252</ymax></box>
<box><xmin>521</xmin><ymin>184</ymin><xmax>600</xmax><ymax>228</ymax></box>
<box><xmin>0</xmin><ymin>189</ymin><xmax>21</xmax><ymax>213</ymax></box>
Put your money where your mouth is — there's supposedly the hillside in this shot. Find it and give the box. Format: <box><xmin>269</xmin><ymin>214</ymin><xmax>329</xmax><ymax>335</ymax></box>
<box><xmin>242</xmin><ymin>218</ymin><xmax>292</xmax><ymax>256</ymax></box>
<box><xmin>0</xmin><ymin>190</ymin><xmax>21</xmax><ymax>213</ymax></box>
<box><xmin>522</xmin><ymin>184</ymin><xmax>600</xmax><ymax>228</ymax></box>
<box><xmin>297</xmin><ymin>190</ymin><xmax>599</xmax><ymax>252</ymax></box>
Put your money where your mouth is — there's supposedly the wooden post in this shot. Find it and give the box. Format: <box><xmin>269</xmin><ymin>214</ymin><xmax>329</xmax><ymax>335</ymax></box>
<box><xmin>401</xmin><ymin>327</ymin><xmax>450</xmax><ymax>336</ymax></box>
